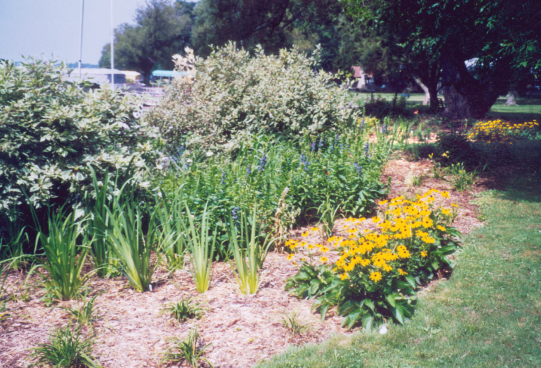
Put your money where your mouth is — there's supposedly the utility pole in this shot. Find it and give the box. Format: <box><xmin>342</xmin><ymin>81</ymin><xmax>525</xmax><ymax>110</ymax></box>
<box><xmin>78</xmin><ymin>0</ymin><xmax>84</xmax><ymax>79</ymax></box>
<box><xmin>110</xmin><ymin>0</ymin><xmax>114</xmax><ymax>89</ymax></box>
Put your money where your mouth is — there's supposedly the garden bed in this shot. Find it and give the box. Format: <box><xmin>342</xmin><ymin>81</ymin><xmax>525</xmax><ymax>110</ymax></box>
<box><xmin>0</xmin><ymin>157</ymin><xmax>487</xmax><ymax>368</ymax></box>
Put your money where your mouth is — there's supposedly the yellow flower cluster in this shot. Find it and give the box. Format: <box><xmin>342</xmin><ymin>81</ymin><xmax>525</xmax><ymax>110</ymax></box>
<box><xmin>285</xmin><ymin>189</ymin><xmax>458</xmax><ymax>286</ymax></box>
<box><xmin>469</xmin><ymin>119</ymin><xmax>539</xmax><ymax>144</ymax></box>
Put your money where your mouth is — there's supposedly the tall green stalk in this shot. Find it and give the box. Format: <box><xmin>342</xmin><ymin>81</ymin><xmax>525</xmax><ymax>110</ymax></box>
<box><xmin>155</xmin><ymin>186</ymin><xmax>188</xmax><ymax>271</ymax></box>
<box><xmin>107</xmin><ymin>197</ymin><xmax>158</xmax><ymax>292</ymax></box>
<box><xmin>36</xmin><ymin>209</ymin><xmax>90</xmax><ymax>301</ymax></box>
<box><xmin>183</xmin><ymin>204</ymin><xmax>215</xmax><ymax>293</ymax></box>
<box><xmin>227</xmin><ymin>206</ymin><xmax>274</xmax><ymax>295</ymax></box>
<box><xmin>86</xmin><ymin>167</ymin><xmax>112</xmax><ymax>278</ymax></box>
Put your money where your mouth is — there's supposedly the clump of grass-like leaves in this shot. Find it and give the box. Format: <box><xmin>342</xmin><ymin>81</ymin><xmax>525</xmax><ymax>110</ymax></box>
<box><xmin>280</xmin><ymin>310</ymin><xmax>313</xmax><ymax>337</ymax></box>
<box><xmin>162</xmin><ymin>327</ymin><xmax>213</xmax><ymax>368</ymax></box>
<box><xmin>107</xmin><ymin>191</ymin><xmax>159</xmax><ymax>292</ymax></box>
<box><xmin>162</xmin><ymin>296</ymin><xmax>205</xmax><ymax>324</ymax></box>
<box><xmin>227</xmin><ymin>205</ymin><xmax>274</xmax><ymax>295</ymax></box>
<box><xmin>28</xmin><ymin>323</ymin><xmax>101</xmax><ymax>368</ymax></box>
<box><xmin>183</xmin><ymin>205</ymin><xmax>216</xmax><ymax>294</ymax></box>
<box><xmin>32</xmin><ymin>209</ymin><xmax>91</xmax><ymax>301</ymax></box>
<box><xmin>61</xmin><ymin>291</ymin><xmax>100</xmax><ymax>330</ymax></box>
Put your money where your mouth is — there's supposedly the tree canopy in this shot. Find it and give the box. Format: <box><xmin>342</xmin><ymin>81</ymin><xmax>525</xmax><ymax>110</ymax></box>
<box><xmin>99</xmin><ymin>0</ymin><xmax>195</xmax><ymax>83</ymax></box>
<box><xmin>342</xmin><ymin>0</ymin><xmax>541</xmax><ymax>118</ymax></box>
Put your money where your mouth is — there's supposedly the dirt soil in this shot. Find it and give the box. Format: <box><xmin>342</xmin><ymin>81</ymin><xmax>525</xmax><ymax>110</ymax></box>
<box><xmin>0</xmin><ymin>157</ymin><xmax>490</xmax><ymax>368</ymax></box>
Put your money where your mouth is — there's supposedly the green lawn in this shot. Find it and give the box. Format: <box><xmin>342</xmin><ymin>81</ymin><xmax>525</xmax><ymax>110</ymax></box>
<box><xmin>348</xmin><ymin>92</ymin><xmax>541</xmax><ymax>121</ymax></box>
<box><xmin>487</xmin><ymin>96</ymin><xmax>541</xmax><ymax>122</ymax></box>
<box><xmin>258</xmin><ymin>173</ymin><xmax>541</xmax><ymax>368</ymax></box>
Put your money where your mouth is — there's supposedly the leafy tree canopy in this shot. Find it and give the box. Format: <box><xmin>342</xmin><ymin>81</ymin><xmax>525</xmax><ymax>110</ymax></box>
<box><xmin>99</xmin><ymin>0</ymin><xmax>195</xmax><ymax>83</ymax></box>
<box><xmin>341</xmin><ymin>0</ymin><xmax>541</xmax><ymax>118</ymax></box>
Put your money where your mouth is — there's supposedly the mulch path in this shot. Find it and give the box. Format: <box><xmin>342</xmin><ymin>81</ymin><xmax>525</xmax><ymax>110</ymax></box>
<box><xmin>0</xmin><ymin>156</ymin><xmax>494</xmax><ymax>368</ymax></box>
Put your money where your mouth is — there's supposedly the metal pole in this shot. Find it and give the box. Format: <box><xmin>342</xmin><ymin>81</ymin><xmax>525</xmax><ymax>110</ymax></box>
<box><xmin>110</xmin><ymin>0</ymin><xmax>114</xmax><ymax>89</ymax></box>
<box><xmin>78</xmin><ymin>0</ymin><xmax>84</xmax><ymax>79</ymax></box>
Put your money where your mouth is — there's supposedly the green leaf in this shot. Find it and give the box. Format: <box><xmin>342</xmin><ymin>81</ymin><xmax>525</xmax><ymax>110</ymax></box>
<box><xmin>362</xmin><ymin>314</ymin><xmax>374</xmax><ymax>331</ymax></box>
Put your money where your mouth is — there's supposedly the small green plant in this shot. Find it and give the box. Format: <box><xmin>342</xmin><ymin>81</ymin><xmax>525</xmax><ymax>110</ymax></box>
<box><xmin>448</xmin><ymin>162</ymin><xmax>477</xmax><ymax>192</ymax></box>
<box><xmin>316</xmin><ymin>198</ymin><xmax>340</xmax><ymax>239</ymax></box>
<box><xmin>61</xmin><ymin>291</ymin><xmax>100</xmax><ymax>329</ymax></box>
<box><xmin>33</xmin><ymin>209</ymin><xmax>91</xmax><ymax>301</ymax></box>
<box><xmin>107</xmin><ymin>191</ymin><xmax>159</xmax><ymax>292</ymax></box>
<box><xmin>162</xmin><ymin>296</ymin><xmax>205</xmax><ymax>324</ymax></box>
<box><xmin>429</xmin><ymin>153</ymin><xmax>445</xmax><ymax>179</ymax></box>
<box><xmin>227</xmin><ymin>205</ymin><xmax>274</xmax><ymax>295</ymax></box>
<box><xmin>28</xmin><ymin>323</ymin><xmax>101</xmax><ymax>368</ymax></box>
<box><xmin>280</xmin><ymin>310</ymin><xmax>313</xmax><ymax>337</ymax></box>
<box><xmin>183</xmin><ymin>205</ymin><xmax>216</xmax><ymax>294</ymax></box>
<box><xmin>412</xmin><ymin>175</ymin><xmax>424</xmax><ymax>187</ymax></box>
<box><xmin>162</xmin><ymin>327</ymin><xmax>213</xmax><ymax>368</ymax></box>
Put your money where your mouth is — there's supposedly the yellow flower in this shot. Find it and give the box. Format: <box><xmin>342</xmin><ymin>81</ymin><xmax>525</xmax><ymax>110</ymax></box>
<box><xmin>372</xmin><ymin>216</ymin><xmax>382</xmax><ymax>223</ymax></box>
<box><xmin>287</xmin><ymin>253</ymin><xmax>294</xmax><ymax>261</ymax></box>
<box><xmin>379</xmin><ymin>200</ymin><xmax>388</xmax><ymax>206</ymax></box>
<box><xmin>436</xmin><ymin>225</ymin><xmax>446</xmax><ymax>232</ymax></box>
<box><xmin>398</xmin><ymin>268</ymin><xmax>408</xmax><ymax>276</ymax></box>
<box><xmin>451</xmin><ymin>203</ymin><xmax>458</xmax><ymax>208</ymax></box>
<box><xmin>441</xmin><ymin>191</ymin><xmax>450</xmax><ymax>198</ymax></box>
<box><xmin>369</xmin><ymin>271</ymin><xmax>382</xmax><ymax>283</ymax></box>
<box><xmin>421</xmin><ymin>251</ymin><xmax>428</xmax><ymax>257</ymax></box>
<box><xmin>320</xmin><ymin>256</ymin><xmax>328</xmax><ymax>263</ymax></box>
<box><xmin>339</xmin><ymin>273</ymin><xmax>349</xmax><ymax>280</ymax></box>
<box><xmin>301</xmin><ymin>232</ymin><xmax>309</xmax><ymax>237</ymax></box>
<box><xmin>310</xmin><ymin>227</ymin><xmax>319</xmax><ymax>232</ymax></box>
<box><xmin>320</xmin><ymin>246</ymin><xmax>330</xmax><ymax>253</ymax></box>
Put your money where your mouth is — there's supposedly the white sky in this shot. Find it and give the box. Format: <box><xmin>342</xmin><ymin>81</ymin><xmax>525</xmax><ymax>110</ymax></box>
<box><xmin>0</xmin><ymin>0</ymin><xmax>149</xmax><ymax>64</ymax></box>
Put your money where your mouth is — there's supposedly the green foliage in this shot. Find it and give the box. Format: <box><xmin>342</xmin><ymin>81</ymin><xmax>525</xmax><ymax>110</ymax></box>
<box><xmin>436</xmin><ymin>132</ymin><xmax>480</xmax><ymax>169</ymax></box>
<box><xmin>147</xmin><ymin>43</ymin><xmax>360</xmax><ymax>151</ymax></box>
<box><xmin>154</xmin><ymin>186</ymin><xmax>188</xmax><ymax>272</ymax></box>
<box><xmin>34</xmin><ymin>209</ymin><xmax>91</xmax><ymax>301</ymax></box>
<box><xmin>158</xmin><ymin>131</ymin><xmax>388</xmax><ymax>258</ymax></box>
<box><xmin>280</xmin><ymin>310</ymin><xmax>313</xmax><ymax>337</ymax></box>
<box><xmin>183</xmin><ymin>205</ymin><xmax>216</xmax><ymax>294</ymax></box>
<box><xmin>99</xmin><ymin>0</ymin><xmax>195</xmax><ymax>83</ymax></box>
<box><xmin>285</xmin><ymin>190</ymin><xmax>461</xmax><ymax>330</ymax></box>
<box><xmin>447</xmin><ymin>163</ymin><xmax>477</xmax><ymax>192</ymax></box>
<box><xmin>162</xmin><ymin>327</ymin><xmax>213</xmax><ymax>368</ymax></box>
<box><xmin>28</xmin><ymin>323</ymin><xmax>101</xmax><ymax>368</ymax></box>
<box><xmin>61</xmin><ymin>292</ymin><xmax>100</xmax><ymax>329</ymax></box>
<box><xmin>0</xmin><ymin>58</ymin><xmax>161</xmax><ymax>221</ymax></box>
<box><xmin>107</xmin><ymin>190</ymin><xmax>159</xmax><ymax>292</ymax></box>
<box><xmin>162</xmin><ymin>296</ymin><xmax>205</xmax><ymax>324</ymax></box>
<box><xmin>227</xmin><ymin>206</ymin><xmax>274</xmax><ymax>295</ymax></box>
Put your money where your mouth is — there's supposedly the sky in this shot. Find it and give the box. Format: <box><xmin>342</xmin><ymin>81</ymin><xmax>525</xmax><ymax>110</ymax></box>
<box><xmin>0</xmin><ymin>0</ymin><xmax>147</xmax><ymax>64</ymax></box>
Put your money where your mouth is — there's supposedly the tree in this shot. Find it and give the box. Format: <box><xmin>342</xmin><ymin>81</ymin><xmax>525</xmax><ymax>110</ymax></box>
<box><xmin>99</xmin><ymin>0</ymin><xmax>195</xmax><ymax>84</ymax></box>
<box><xmin>342</xmin><ymin>0</ymin><xmax>541</xmax><ymax>119</ymax></box>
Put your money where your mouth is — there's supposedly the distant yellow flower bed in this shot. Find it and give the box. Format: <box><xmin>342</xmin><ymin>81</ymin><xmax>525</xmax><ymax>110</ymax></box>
<box><xmin>469</xmin><ymin>119</ymin><xmax>539</xmax><ymax>144</ymax></box>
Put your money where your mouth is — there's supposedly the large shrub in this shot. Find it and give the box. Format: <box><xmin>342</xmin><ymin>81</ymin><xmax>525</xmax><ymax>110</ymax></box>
<box><xmin>0</xmin><ymin>58</ymin><xmax>161</xmax><ymax>220</ymax></box>
<box><xmin>147</xmin><ymin>44</ymin><xmax>360</xmax><ymax>151</ymax></box>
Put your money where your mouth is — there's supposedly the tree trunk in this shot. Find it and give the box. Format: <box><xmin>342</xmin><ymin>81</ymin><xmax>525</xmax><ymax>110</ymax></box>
<box><xmin>441</xmin><ymin>53</ymin><xmax>506</xmax><ymax>119</ymax></box>
<box><xmin>413</xmin><ymin>76</ymin><xmax>430</xmax><ymax>105</ymax></box>
<box><xmin>506</xmin><ymin>90</ymin><xmax>518</xmax><ymax>106</ymax></box>
<box><xmin>427</xmin><ymin>83</ymin><xmax>439</xmax><ymax>110</ymax></box>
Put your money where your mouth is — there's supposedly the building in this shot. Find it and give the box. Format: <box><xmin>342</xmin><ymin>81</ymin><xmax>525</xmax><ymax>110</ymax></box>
<box><xmin>67</xmin><ymin>68</ymin><xmax>126</xmax><ymax>85</ymax></box>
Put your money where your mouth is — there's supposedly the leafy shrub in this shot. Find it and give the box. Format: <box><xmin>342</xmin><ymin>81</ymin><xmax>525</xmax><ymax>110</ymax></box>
<box><xmin>146</xmin><ymin>44</ymin><xmax>360</xmax><ymax>151</ymax></box>
<box><xmin>436</xmin><ymin>132</ymin><xmax>481</xmax><ymax>168</ymax></box>
<box><xmin>285</xmin><ymin>190</ymin><xmax>461</xmax><ymax>330</ymax></box>
<box><xmin>0</xmin><ymin>58</ymin><xmax>161</xmax><ymax>221</ymax></box>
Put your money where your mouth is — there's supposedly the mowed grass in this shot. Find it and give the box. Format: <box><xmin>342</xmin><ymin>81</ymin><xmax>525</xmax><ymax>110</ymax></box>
<box><xmin>488</xmin><ymin>96</ymin><xmax>541</xmax><ymax>122</ymax></box>
<box><xmin>258</xmin><ymin>174</ymin><xmax>541</xmax><ymax>368</ymax></box>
